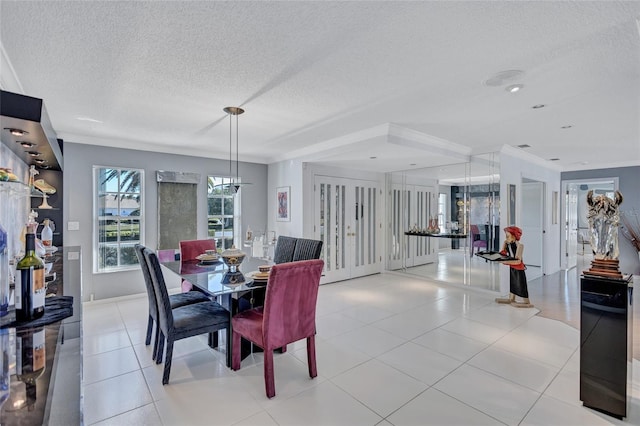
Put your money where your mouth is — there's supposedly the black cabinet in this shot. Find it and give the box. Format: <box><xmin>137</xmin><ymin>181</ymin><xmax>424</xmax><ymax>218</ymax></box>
<box><xmin>580</xmin><ymin>275</ymin><xmax>633</xmax><ymax>419</ymax></box>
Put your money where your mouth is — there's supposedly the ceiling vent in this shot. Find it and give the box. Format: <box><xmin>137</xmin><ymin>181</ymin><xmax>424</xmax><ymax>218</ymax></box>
<box><xmin>483</xmin><ymin>70</ymin><xmax>525</xmax><ymax>87</ymax></box>
<box><xmin>516</xmin><ymin>144</ymin><xmax>531</xmax><ymax>148</ymax></box>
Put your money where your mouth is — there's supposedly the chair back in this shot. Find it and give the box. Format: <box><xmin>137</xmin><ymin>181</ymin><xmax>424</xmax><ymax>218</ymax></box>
<box><xmin>292</xmin><ymin>238</ymin><xmax>323</xmax><ymax>261</ymax></box>
<box><xmin>273</xmin><ymin>236</ymin><xmax>297</xmax><ymax>264</ymax></box>
<box><xmin>157</xmin><ymin>249</ymin><xmax>178</xmax><ymax>262</ymax></box>
<box><xmin>134</xmin><ymin>244</ymin><xmax>159</xmax><ymax>320</ymax></box>
<box><xmin>470</xmin><ymin>225</ymin><xmax>480</xmax><ymax>237</ymax></box>
<box><xmin>179</xmin><ymin>239</ymin><xmax>216</xmax><ymax>261</ymax></box>
<box><xmin>143</xmin><ymin>247</ymin><xmax>174</xmax><ymax>333</ymax></box>
<box><xmin>262</xmin><ymin>259</ymin><xmax>324</xmax><ymax>349</ymax></box>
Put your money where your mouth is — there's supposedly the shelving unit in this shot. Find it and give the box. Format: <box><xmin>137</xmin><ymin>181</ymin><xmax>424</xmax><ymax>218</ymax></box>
<box><xmin>29</xmin><ymin>169</ymin><xmax>63</xmax><ymax>247</ymax></box>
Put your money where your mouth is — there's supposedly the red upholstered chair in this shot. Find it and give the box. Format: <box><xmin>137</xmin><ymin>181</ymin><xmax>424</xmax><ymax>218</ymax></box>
<box><xmin>179</xmin><ymin>239</ymin><xmax>216</xmax><ymax>291</ymax></box>
<box><xmin>157</xmin><ymin>249</ymin><xmax>177</xmax><ymax>262</ymax></box>
<box><xmin>470</xmin><ymin>225</ymin><xmax>487</xmax><ymax>257</ymax></box>
<box><xmin>179</xmin><ymin>239</ymin><xmax>216</xmax><ymax>261</ymax></box>
<box><xmin>231</xmin><ymin>259</ymin><xmax>324</xmax><ymax>398</ymax></box>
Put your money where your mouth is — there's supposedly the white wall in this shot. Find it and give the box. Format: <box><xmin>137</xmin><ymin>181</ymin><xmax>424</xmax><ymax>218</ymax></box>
<box><xmin>63</xmin><ymin>142</ymin><xmax>268</xmax><ymax>301</ymax></box>
<box><xmin>500</xmin><ymin>146</ymin><xmax>562</xmax><ymax>293</ymax></box>
<box><xmin>267</xmin><ymin>159</ymin><xmax>304</xmax><ymax>239</ymax></box>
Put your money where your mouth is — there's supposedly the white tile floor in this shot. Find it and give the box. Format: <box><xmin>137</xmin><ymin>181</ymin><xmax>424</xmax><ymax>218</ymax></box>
<box><xmin>83</xmin><ymin>273</ymin><xmax>640</xmax><ymax>426</ymax></box>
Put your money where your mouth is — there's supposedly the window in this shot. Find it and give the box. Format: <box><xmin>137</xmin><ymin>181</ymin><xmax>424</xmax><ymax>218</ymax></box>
<box><xmin>94</xmin><ymin>167</ymin><xmax>143</xmax><ymax>272</ymax></box>
<box><xmin>438</xmin><ymin>193</ymin><xmax>447</xmax><ymax>232</ymax></box>
<box><xmin>207</xmin><ymin>176</ymin><xmax>238</xmax><ymax>250</ymax></box>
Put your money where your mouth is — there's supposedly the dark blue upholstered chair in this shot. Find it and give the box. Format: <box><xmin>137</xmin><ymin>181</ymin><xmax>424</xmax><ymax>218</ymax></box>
<box><xmin>273</xmin><ymin>236</ymin><xmax>297</xmax><ymax>264</ymax></box>
<box><xmin>292</xmin><ymin>238</ymin><xmax>323</xmax><ymax>262</ymax></box>
<box><xmin>134</xmin><ymin>245</ymin><xmax>210</xmax><ymax>361</ymax></box>
<box><xmin>143</xmin><ymin>247</ymin><xmax>230</xmax><ymax>385</ymax></box>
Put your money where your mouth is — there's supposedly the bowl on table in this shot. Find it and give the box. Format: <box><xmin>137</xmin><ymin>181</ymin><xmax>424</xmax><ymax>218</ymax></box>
<box><xmin>220</xmin><ymin>246</ymin><xmax>246</xmax><ymax>271</ymax></box>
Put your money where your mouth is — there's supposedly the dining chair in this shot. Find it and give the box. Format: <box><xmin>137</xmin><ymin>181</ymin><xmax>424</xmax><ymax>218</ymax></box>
<box><xmin>244</xmin><ymin>237</ymin><xmax>322</xmax><ymax>335</ymax></box>
<box><xmin>179</xmin><ymin>239</ymin><xmax>217</xmax><ymax>261</ymax></box>
<box><xmin>134</xmin><ymin>245</ymin><xmax>210</xmax><ymax>360</ymax></box>
<box><xmin>143</xmin><ymin>247</ymin><xmax>231</xmax><ymax>385</ymax></box>
<box><xmin>179</xmin><ymin>239</ymin><xmax>216</xmax><ymax>291</ymax></box>
<box><xmin>470</xmin><ymin>225</ymin><xmax>487</xmax><ymax>257</ymax></box>
<box><xmin>157</xmin><ymin>249</ymin><xmax>178</xmax><ymax>262</ymax></box>
<box><xmin>292</xmin><ymin>238</ymin><xmax>323</xmax><ymax>262</ymax></box>
<box><xmin>231</xmin><ymin>259</ymin><xmax>324</xmax><ymax>398</ymax></box>
<box><xmin>272</xmin><ymin>236</ymin><xmax>297</xmax><ymax>264</ymax></box>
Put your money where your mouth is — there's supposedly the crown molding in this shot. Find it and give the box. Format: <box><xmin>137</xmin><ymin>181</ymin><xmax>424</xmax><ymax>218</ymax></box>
<box><xmin>0</xmin><ymin>42</ymin><xmax>24</xmax><ymax>93</ymax></box>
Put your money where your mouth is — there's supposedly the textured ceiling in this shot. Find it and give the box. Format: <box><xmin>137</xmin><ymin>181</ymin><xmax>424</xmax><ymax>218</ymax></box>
<box><xmin>1</xmin><ymin>1</ymin><xmax>638</xmax><ymax>173</ymax></box>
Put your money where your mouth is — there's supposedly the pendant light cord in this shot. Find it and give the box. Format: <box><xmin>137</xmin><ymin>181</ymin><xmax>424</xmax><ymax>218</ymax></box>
<box><xmin>236</xmin><ymin>112</ymin><xmax>239</xmax><ymax>183</ymax></box>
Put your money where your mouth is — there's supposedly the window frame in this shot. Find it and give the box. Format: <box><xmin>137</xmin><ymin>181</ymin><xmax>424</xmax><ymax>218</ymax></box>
<box><xmin>93</xmin><ymin>166</ymin><xmax>145</xmax><ymax>273</ymax></box>
<box><xmin>207</xmin><ymin>176</ymin><xmax>241</xmax><ymax>251</ymax></box>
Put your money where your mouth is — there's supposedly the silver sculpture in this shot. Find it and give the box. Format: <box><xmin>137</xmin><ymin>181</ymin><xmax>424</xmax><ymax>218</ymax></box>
<box><xmin>586</xmin><ymin>190</ymin><xmax>623</xmax><ymax>260</ymax></box>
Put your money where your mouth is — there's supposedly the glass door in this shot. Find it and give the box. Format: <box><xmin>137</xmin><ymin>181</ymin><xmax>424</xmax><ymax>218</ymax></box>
<box><xmin>314</xmin><ymin>176</ymin><xmax>381</xmax><ymax>283</ymax></box>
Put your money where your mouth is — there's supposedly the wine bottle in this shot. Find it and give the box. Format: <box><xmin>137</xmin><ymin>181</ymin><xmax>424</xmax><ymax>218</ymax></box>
<box><xmin>15</xmin><ymin>223</ymin><xmax>45</xmax><ymax>321</ymax></box>
<box><xmin>15</xmin><ymin>327</ymin><xmax>46</xmax><ymax>411</ymax></box>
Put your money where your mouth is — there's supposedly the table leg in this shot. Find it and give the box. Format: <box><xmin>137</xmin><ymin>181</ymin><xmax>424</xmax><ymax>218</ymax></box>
<box><xmin>219</xmin><ymin>293</ymin><xmax>233</xmax><ymax>368</ymax></box>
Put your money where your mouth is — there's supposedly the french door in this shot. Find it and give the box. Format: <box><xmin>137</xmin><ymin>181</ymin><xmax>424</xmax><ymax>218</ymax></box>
<box><xmin>314</xmin><ymin>176</ymin><xmax>381</xmax><ymax>283</ymax></box>
<box><xmin>389</xmin><ymin>183</ymin><xmax>438</xmax><ymax>270</ymax></box>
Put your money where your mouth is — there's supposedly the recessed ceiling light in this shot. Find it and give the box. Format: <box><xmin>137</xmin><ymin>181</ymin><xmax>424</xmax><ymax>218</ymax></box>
<box><xmin>580</xmin><ymin>161</ymin><xmax>589</xmax><ymax>165</ymax></box>
<box><xmin>506</xmin><ymin>84</ymin><xmax>523</xmax><ymax>93</ymax></box>
<box><xmin>517</xmin><ymin>144</ymin><xmax>531</xmax><ymax>148</ymax></box>
<box><xmin>483</xmin><ymin>70</ymin><xmax>525</xmax><ymax>87</ymax></box>
<box><xmin>549</xmin><ymin>158</ymin><xmax>560</xmax><ymax>161</ymax></box>
<box><xmin>26</xmin><ymin>151</ymin><xmax>41</xmax><ymax>157</ymax></box>
<box><xmin>4</xmin><ymin>127</ymin><xmax>28</xmax><ymax>136</ymax></box>
<box><xmin>369</xmin><ymin>156</ymin><xmax>377</xmax><ymax>159</ymax></box>
<box><xmin>561</xmin><ymin>125</ymin><xmax>573</xmax><ymax>129</ymax></box>
<box><xmin>34</xmin><ymin>158</ymin><xmax>46</xmax><ymax>164</ymax></box>
<box><xmin>18</xmin><ymin>141</ymin><xmax>36</xmax><ymax>148</ymax></box>
<box><xmin>532</xmin><ymin>104</ymin><xmax>546</xmax><ymax>109</ymax></box>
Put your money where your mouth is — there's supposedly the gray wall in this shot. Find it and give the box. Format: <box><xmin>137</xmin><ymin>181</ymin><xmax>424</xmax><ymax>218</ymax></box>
<box><xmin>63</xmin><ymin>142</ymin><xmax>268</xmax><ymax>301</ymax></box>
<box><xmin>562</xmin><ymin>166</ymin><xmax>640</xmax><ymax>275</ymax></box>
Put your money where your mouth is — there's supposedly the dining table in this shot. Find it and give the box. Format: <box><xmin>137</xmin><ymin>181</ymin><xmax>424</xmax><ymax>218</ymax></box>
<box><xmin>160</xmin><ymin>255</ymin><xmax>272</xmax><ymax>367</ymax></box>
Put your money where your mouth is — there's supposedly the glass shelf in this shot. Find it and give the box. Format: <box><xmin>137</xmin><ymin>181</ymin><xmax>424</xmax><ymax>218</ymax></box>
<box><xmin>0</xmin><ymin>181</ymin><xmax>31</xmax><ymax>197</ymax></box>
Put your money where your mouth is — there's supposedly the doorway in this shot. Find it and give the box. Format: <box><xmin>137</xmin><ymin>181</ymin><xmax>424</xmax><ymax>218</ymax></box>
<box><xmin>561</xmin><ymin>178</ymin><xmax>617</xmax><ymax>270</ymax></box>
<box><xmin>313</xmin><ymin>175</ymin><xmax>382</xmax><ymax>283</ymax></box>
<box><xmin>521</xmin><ymin>179</ymin><xmax>544</xmax><ymax>280</ymax></box>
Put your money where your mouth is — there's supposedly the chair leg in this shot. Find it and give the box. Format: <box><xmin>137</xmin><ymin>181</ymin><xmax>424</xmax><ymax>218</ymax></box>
<box><xmin>156</xmin><ymin>331</ymin><xmax>165</xmax><ymax>364</ymax></box>
<box><xmin>162</xmin><ymin>337</ymin><xmax>174</xmax><ymax>385</ymax></box>
<box><xmin>307</xmin><ymin>335</ymin><xmax>317</xmax><ymax>378</ymax></box>
<box><xmin>231</xmin><ymin>330</ymin><xmax>242</xmax><ymax>371</ymax></box>
<box><xmin>208</xmin><ymin>331</ymin><xmax>219</xmax><ymax>349</ymax></box>
<box><xmin>263</xmin><ymin>348</ymin><xmax>276</xmax><ymax>398</ymax></box>
<box><xmin>225</xmin><ymin>325</ymin><xmax>232</xmax><ymax>368</ymax></box>
<box><xmin>145</xmin><ymin>316</ymin><xmax>153</xmax><ymax>346</ymax></box>
<box><xmin>153</xmin><ymin>327</ymin><xmax>161</xmax><ymax>361</ymax></box>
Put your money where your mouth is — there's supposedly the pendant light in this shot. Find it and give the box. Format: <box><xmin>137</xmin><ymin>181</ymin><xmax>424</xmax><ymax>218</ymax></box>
<box><xmin>223</xmin><ymin>106</ymin><xmax>247</xmax><ymax>194</ymax></box>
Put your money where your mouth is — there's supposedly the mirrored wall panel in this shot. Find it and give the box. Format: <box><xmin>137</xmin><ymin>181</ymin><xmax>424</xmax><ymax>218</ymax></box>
<box><xmin>387</xmin><ymin>153</ymin><xmax>502</xmax><ymax>292</ymax></box>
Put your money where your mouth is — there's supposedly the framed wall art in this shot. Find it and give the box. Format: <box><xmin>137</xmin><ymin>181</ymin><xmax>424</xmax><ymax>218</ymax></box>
<box><xmin>276</xmin><ymin>186</ymin><xmax>290</xmax><ymax>221</ymax></box>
